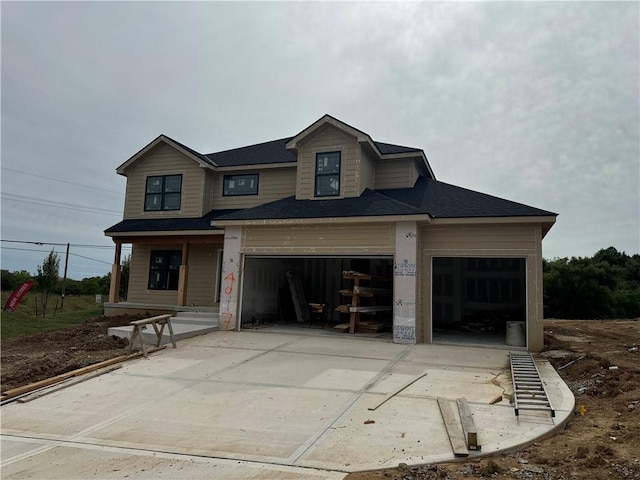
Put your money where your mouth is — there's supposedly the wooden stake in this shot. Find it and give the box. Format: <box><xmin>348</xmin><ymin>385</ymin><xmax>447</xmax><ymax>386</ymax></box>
<box><xmin>368</xmin><ymin>371</ymin><xmax>428</xmax><ymax>411</ymax></box>
<box><xmin>457</xmin><ymin>397</ymin><xmax>481</xmax><ymax>451</ymax></box>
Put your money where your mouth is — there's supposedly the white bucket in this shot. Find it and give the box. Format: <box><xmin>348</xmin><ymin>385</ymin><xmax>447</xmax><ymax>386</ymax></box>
<box><xmin>506</xmin><ymin>321</ymin><xmax>526</xmax><ymax>347</ymax></box>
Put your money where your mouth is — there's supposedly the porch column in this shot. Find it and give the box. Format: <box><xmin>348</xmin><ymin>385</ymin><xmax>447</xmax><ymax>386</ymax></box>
<box><xmin>219</xmin><ymin>226</ymin><xmax>242</xmax><ymax>330</ymax></box>
<box><xmin>177</xmin><ymin>242</ymin><xmax>189</xmax><ymax>306</ymax></box>
<box><xmin>108</xmin><ymin>242</ymin><xmax>122</xmax><ymax>303</ymax></box>
<box><xmin>393</xmin><ymin>221</ymin><xmax>418</xmax><ymax>344</ymax></box>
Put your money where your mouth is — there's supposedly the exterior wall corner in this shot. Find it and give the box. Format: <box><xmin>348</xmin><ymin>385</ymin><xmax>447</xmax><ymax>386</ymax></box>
<box><xmin>393</xmin><ymin>221</ymin><xmax>418</xmax><ymax>344</ymax></box>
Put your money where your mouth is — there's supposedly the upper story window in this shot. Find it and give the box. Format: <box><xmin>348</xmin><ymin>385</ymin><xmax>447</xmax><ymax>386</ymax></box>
<box><xmin>223</xmin><ymin>174</ymin><xmax>259</xmax><ymax>196</ymax></box>
<box><xmin>148</xmin><ymin>250</ymin><xmax>182</xmax><ymax>290</ymax></box>
<box><xmin>315</xmin><ymin>152</ymin><xmax>341</xmax><ymax>197</ymax></box>
<box><xmin>145</xmin><ymin>174</ymin><xmax>182</xmax><ymax>211</ymax></box>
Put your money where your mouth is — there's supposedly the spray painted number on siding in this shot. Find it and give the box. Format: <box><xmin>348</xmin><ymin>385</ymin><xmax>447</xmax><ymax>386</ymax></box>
<box><xmin>220</xmin><ymin>271</ymin><xmax>236</xmax><ymax>329</ymax></box>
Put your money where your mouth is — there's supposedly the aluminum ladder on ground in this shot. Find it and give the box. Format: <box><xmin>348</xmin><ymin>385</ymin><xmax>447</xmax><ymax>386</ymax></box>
<box><xmin>509</xmin><ymin>352</ymin><xmax>555</xmax><ymax>417</ymax></box>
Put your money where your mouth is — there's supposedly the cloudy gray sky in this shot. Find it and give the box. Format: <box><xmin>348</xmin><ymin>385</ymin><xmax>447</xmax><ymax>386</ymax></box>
<box><xmin>1</xmin><ymin>1</ymin><xmax>638</xmax><ymax>280</ymax></box>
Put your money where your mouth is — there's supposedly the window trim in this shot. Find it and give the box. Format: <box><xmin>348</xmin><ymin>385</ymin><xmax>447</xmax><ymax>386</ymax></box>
<box><xmin>223</xmin><ymin>173</ymin><xmax>259</xmax><ymax>197</ymax></box>
<box><xmin>144</xmin><ymin>174</ymin><xmax>182</xmax><ymax>211</ymax></box>
<box><xmin>314</xmin><ymin>151</ymin><xmax>341</xmax><ymax>197</ymax></box>
<box><xmin>148</xmin><ymin>250</ymin><xmax>182</xmax><ymax>290</ymax></box>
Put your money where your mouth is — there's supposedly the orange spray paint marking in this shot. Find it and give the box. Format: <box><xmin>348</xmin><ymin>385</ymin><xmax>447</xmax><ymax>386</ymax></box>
<box><xmin>220</xmin><ymin>312</ymin><xmax>233</xmax><ymax>329</ymax></box>
<box><xmin>219</xmin><ymin>272</ymin><xmax>237</xmax><ymax>329</ymax></box>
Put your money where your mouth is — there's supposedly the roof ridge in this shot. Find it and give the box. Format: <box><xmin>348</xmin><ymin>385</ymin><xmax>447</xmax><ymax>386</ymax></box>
<box><xmin>206</xmin><ymin>136</ymin><xmax>293</xmax><ymax>156</ymax></box>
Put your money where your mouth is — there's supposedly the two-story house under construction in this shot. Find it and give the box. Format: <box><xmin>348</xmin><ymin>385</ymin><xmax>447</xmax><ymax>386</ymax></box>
<box><xmin>105</xmin><ymin>115</ymin><xmax>557</xmax><ymax>351</ymax></box>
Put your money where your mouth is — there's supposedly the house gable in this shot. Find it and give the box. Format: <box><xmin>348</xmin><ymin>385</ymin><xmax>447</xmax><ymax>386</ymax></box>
<box><xmin>117</xmin><ymin>135</ymin><xmax>215</xmax><ymax>175</ymax></box>
<box><xmin>292</xmin><ymin>123</ymin><xmax>362</xmax><ymax>200</ymax></box>
<box><xmin>122</xmin><ymin>142</ymin><xmax>212</xmax><ymax>219</ymax></box>
<box><xmin>287</xmin><ymin>115</ymin><xmax>434</xmax><ymax>199</ymax></box>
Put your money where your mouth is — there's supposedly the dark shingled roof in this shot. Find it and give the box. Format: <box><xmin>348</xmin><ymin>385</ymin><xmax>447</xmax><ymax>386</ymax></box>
<box><xmin>106</xmin><ymin>178</ymin><xmax>556</xmax><ymax>234</ymax></box>
<box><xmin>206</xmin><ymin>138</ymin><xmax>296</xmax><ymax>167</ymax></box>
<box><xmin>213</xmin><ymin>177</ymin><xmax>556</xmax><ymax>222</ymax></box>
<box><xmin>373</xmin><ymin>141</ymin><xmax>422</xmax><ymax>155</ymax></box>
<box><xmin>204</xmin><ymin>138</ymin><xmax>421</xmax><ymax>168</ymax></box>
<box><xmin>212</xmin><ymin>190</ymin><xmax>424</xmax><ymax>222</ymax></box>
<box><xmin>380</xmin><ymin>177</ymin><xmax>557</xmax><ymax>218</ymax></box>
<box><xmin>104</xmin><ymin>209</ymin><xmax>240</xmax><ymax>233</ymax></box>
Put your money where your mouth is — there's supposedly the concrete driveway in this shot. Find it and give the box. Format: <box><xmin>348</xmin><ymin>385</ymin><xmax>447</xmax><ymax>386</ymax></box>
<box><xmin>1</xmin><ymin>331</ymin><xmax>574</xmax><ymax>479</ymax></box>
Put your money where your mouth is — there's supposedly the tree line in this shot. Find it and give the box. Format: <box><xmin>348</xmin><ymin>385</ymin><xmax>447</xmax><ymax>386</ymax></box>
<box><xmin>2</xmin><ymin>247</ymin><xmax>639</xmax><ymax>319</ymax></box>
<box><xmin>1</xmin><ymin>250</ymin><xmax>130</xmax><ymax>304</ymax></box>
<box><xmin>543</xmin><ymin>247</ymin><xmax>639</xmax><ymax>319</ymax></box>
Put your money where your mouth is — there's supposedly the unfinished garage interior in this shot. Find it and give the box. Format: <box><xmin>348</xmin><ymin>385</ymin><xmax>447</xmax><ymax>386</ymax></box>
<box><xmin>239</xmin><ymin>256</ymin><xmax>394</xmax><ymax>334</ymax></box>
<box><xmin>431</xmin><ymin>256</ymin><xmax>527</xmax><ymax>347</ymax></box>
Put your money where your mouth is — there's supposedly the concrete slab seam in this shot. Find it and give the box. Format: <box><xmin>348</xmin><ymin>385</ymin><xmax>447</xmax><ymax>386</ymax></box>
<box><xmin>287</xmin><ymin>344</ymin><xmax>417</xmax><ymax>465</ymax></box>
<box><xmin>1</xmin><ymin>434</ymin><xmax>350</xmax><ymax>476</ymax></box>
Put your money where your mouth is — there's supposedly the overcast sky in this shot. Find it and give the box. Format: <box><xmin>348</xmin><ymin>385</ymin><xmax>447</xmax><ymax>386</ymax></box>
<box><xmin>1</xmin><ymin>1</ymin><xmax>638</xmax><ymax>280</ymax></box>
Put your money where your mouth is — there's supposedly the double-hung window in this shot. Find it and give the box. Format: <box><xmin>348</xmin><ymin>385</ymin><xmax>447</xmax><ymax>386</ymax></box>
<box><xmin>148</xmin><ymin>250</ymin><xmax>182</xmax><ymax>290</ymax></box>
<box><xmin>223</xmin><ymin>174</ymin><xmax>259</xmax><ymax>196</ymax></box>
<box><xmin>145</xmin><ymin>174</ymin><xmax>182</xmax><ymax>211</ymax></box>
<box><xmin>315</xmin><ymin>152</ymin><xmax>341</xmax><ymax>197</ymax></box>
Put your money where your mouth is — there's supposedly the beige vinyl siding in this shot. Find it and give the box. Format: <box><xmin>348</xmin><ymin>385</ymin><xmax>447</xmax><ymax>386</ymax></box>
<box><xmin>211</xmin><ymin>167</ymin><xmax>297</xmax><ymax>209</ymax></box>
<box><xmin>422</xmin><ymin>224</ymin><xmax>538</xmax><ymax>253</ymax></box>
<box><xmin>295</xmin><ymin>125</ymin><xmax>360</xmax><ymax>199</ymax></box>
<box><xmin>202</xmin><ymin>170</ymin><xmax>214</xmax><ymax>211</ymax></box>
<box><xmin>242</xmin><ymin>223</ymin><xmax>395</xmax><ymax>255</ymax></box>
<box><xmin>185</xmin><ymin>244</ymin><xmax>219</xmax><ymax>306</ymax></box>
<box><xmin>374</xmin><ymin>158</ymin><xmax>420</xmax><ymax>189</ymax></box>
<box><xmin>123</xmin><ymin>144</ymin><xmax>207</xmax><ymax>219</ymax></box>
<box><xmin>360</xmin><ymin>145</ymin><xmax>377</xmax><ymax>192</ymax></box>
<box><xmin>419</xmin><ymin>223</ymin><xmax>544</xmax><ymax>350</ymax></box>
<box><xmin>127</xmin><ymin>243</ymin><xmax>179</xmax><ymax>305</ymax></box>
<box><xmin>126</xmin><ymin>243</ymin><xmax>220</xmax><ymax>306</ymax></box>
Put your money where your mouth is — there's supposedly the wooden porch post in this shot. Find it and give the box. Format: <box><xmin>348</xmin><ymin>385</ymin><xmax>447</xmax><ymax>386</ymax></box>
<box><xmin>177</xmin><ymin>242</ymin><xmax>189</xmax><ymax>306</ymax></box>
<box><xmin>108</xmin><ymin>242</ymin><xmax>122</xmax><ymax>303</ymax></box>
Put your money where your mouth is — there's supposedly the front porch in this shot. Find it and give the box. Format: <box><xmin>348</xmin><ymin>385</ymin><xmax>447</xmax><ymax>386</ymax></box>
<box><xmin>105</xmin><ymin>303</ymin><xmax>220</xmax><ymax>344</ymax></box>
<box><xmin>104</xmin><ymin>301</ymin><xmax>219</xmax><ymax>317</ymax></box>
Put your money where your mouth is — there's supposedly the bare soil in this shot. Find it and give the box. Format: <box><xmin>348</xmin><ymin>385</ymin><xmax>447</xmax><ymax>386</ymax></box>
<box><xmin>1</xmin><ymin>318</ymin><xmax>639</xmax><ymax>479</ymax></box>
<box><xmin>1</xmin><ymin>314</ymin><xmax>144</xmax><ymax>392</ymax></box>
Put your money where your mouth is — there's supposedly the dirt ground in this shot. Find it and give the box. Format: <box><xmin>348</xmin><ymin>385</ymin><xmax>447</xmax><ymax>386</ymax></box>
<box><xmin>0</xmin><ymin>314</ymin><xmax>143</xmax><ymax>392</ymax></box>
<box><xmin>1</xmin><ymin>318</ymin><xmax>639</xmax><ymax>479</ymax></box>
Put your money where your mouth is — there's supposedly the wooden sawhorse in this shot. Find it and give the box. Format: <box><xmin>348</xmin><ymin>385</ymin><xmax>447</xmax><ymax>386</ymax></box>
<box><xmin>129</xmin><ymin>314</ymin><xmax>177</xmax><ymax>358</ymax></box>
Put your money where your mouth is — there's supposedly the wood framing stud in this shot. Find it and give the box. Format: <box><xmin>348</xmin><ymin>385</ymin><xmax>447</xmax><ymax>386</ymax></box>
<box><xmin>456</xmin><ymin>397</ymin><xmax>481</xmax><ymax>451</ymax></box>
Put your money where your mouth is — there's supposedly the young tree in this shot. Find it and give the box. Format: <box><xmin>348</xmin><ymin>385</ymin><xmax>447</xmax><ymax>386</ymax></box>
<box><xmin>35</xmin><ymin>250</ymin><xmax>60</xmax><ymax>317</ymax></box>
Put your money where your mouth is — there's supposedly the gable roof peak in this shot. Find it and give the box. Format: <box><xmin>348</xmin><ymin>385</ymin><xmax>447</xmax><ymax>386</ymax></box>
<box><xmin>286</xmin><ymin>114</ymin><xmax>372</xmax><ymax>150</ymax></box>
<box><xmin>116</xmin><ymin>134</ymin><xmax>217</xmax><ymax>175</ymax></box>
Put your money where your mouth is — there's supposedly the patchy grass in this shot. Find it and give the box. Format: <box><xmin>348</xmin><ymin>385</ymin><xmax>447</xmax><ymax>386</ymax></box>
<box><xmin>0</xmin><ymin>292</ymin><xmax>104</xmax><ymax>339</ymax></box>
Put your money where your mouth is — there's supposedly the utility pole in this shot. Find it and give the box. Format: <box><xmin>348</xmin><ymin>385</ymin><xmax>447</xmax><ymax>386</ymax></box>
<box><xmin>61</xmin><ymin>242</ymin><xmax>70</xmax><ymax>309</ymax></box>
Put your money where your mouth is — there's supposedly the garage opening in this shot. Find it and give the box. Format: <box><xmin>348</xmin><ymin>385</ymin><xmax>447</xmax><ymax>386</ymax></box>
<box><xmin>240</xmin><ymin>256</ymin><xmax>394</xmax><ymax>335</ymax></box>
<box><xmin>432</xmin><ymin>257</ymin><xmax>527</xmax><ymax>347</ymax></box>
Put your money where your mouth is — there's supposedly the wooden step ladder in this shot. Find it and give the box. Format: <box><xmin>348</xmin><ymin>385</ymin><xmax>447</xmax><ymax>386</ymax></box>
<box><xmin>510</xmin><ymin>352</ymin><xmax>555</xmax><ymax>417</ymax></box>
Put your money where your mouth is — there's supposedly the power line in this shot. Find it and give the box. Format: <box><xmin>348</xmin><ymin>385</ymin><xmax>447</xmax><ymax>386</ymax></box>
<box><xmin>3</xmin><ymin>246</ymin><xmax>122</xmax><ymax>268</ymax></box>
<box><xmin>69</xmin><ymin>252</ymin><xmax>112</xmax><ymax>265</ymax></box>
<box><xmin>1</xmin><ymin>193</ymin><xmax>122</xmax><ymax>216</ymax></box>
<box><xmin>70</xmin><ymin>244</ymin><xmax>131</xmax><ymax>250</ymax></box>
<box><xmin>1</xmin><ymin>239</ymin><xmax>130</xmax><ymax>250</ymax></box>
<box><xmin>1</xmin><ymin>166</ymin><xmax>123</xmax><ymax>194</ymax></box>
<box><xmin>1</xmin><ymin>246</ymin><xmax>60</xmax><ymax>254</ymax></box>
<box><xmin>1</xmin><ymin>239</ymin><xmax>66</xmax><ymax>246</ymax></box>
